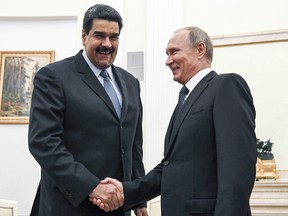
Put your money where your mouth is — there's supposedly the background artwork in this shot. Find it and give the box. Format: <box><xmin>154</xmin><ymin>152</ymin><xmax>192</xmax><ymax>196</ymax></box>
<box><xmin>0</xmin><ymin>51</ymin><xmax>55</xmax><ymax>124</ymax></box>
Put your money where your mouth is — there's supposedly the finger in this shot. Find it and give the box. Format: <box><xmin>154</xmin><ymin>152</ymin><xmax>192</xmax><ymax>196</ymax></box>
<box><xmin>91</xmin><ymin>198</ymin><xmax>100</xmax><ymax>206</ymax></box>
<box><xmin>100</xmin><ymin>177</ymin><xmax>110</xmax><ymax>184</ymax></box>
<box><xmin>116</xmin><ymin>188</ymin><xmax>124</xmax><ymax>207</ymax></box>
<box><xmin>102</xmin><ymin>184</ymin><xmax>119</xmax><ymax>210</ymax></box>
<box><xmin>99</xmin><ymin>202</ymin><xmax>105</xmax><ymax>210</ymax></box>
<box><xmin>113</xmin><ymin>180</ymin><xmax>123</xmax><ymax>194</ymax></box>
<box><xmin>91</xmin><ymin>198</ymin><xmax>110</xmax><ymax>212</ymax></box>
<box><xmin>112</xmin><ymin>189</ymin><xmax>121</xmax><ymax>209</ymax></box>
<box><xmin>96</xmin><ymin>199</ymin><xmax>105</xmax><ymax>210</ymax></box>
<box><xmin>109</xmin><ymin>188</ymin><xmax>120</xmax><ymax>210</ymax></box>
<box><xmin>103</xmin><ymin>203</ymin><xmax>110</xmax><ymax>212</ymax></box>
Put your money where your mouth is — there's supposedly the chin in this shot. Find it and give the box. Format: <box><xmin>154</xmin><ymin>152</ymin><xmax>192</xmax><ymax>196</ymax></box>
<box><xmin>173</xmin><ymin>76</ymin><xmax>179</xmax><ymax>82</ymax></box>
<box><xmin>98</xmin><ymin>61</ymin><xmax>111</xmax><ymax>68</ymax></box>
<box><xmin>173</xmin><ymin>78</ymin><xmax>184</xmax><ymax>85</ymax></box>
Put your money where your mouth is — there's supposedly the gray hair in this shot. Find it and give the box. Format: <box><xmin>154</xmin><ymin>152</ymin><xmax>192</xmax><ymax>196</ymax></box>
<box><xmin>176</xmin><ymin>26</ymin><xmax>213</xmax><ymax>64</ymax></box>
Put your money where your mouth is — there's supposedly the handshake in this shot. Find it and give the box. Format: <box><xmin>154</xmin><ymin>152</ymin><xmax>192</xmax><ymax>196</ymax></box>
<box><xmin>89</xmin><ymin>178</ymin><xmax>149</xmax><ymax>215</ymax></box>
<box><xmin>89</xmin><ymin>177</ymin><xmax>123</xmax><ymax>212</ymax></box>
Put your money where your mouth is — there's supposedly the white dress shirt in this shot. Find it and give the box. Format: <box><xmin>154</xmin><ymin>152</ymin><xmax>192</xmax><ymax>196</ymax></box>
<box><xmin>82</xmin><ymin>50</ymin><xmax>122</xmax><ymax>105</ymax></box>
<box><xmin>184</xmin><ymin>68</ymin><xmax>212</xmax><ymax>101</ymax></box>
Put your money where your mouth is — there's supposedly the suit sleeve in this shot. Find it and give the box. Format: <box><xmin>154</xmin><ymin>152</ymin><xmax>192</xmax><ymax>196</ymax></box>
<box><xmin>28</xmin><ymin>67</ymin><xmax>99</xmax><ymax>207</ymax></box>
<box><xmin>123</xmin><ymin>161</ymin><xmax>162</xmax><ymax>211</ymax></box>
<box><xmin>213</xmin><ymin>74</ymin><xmax>257</xmax><ymax>215</ymax></box>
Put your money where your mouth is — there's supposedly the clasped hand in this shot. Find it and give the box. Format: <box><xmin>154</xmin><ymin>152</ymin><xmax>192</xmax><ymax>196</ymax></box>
<box><xmin>89</xmin><ymin>177</ymin><xmax>123</xmax><ymax>212</ymax></box>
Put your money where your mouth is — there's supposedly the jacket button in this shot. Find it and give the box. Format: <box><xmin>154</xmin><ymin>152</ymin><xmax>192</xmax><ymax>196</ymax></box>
<box><xmin>164</xmin><ymin>161</ymin><xmax>169</xmax><ymax>166</ymax></box>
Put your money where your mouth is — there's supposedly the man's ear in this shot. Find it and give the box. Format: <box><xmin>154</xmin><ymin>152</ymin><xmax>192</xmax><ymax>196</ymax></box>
<box><xmin>197</xmin><ymin>42</ymin><xmax>206</xmax><ymax>59</ymax></box>
<box><xmin>82</xmin><ymin>29</ymin><xmax>87</xmax><ymax>46</ymax></box>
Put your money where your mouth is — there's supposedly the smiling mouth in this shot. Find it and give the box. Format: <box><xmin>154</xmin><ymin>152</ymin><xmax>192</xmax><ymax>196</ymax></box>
<box><xmin>98</xmin><ymin>50</ymin><xmax>111</xmax><ymax>55</ymax></box>
<box><xmin>171</xmin><ymin>67</ymin><xmax>179</xmax><ymax>73</ymax></box>
<box><xmin>97</xmin><ymin>47</ymin><xmax>114</xmax><ymax>55</ymax></box>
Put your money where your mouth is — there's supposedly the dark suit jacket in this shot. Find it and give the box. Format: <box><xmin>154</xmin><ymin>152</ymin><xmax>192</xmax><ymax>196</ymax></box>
<box><xmin>123</xmin><ymin>71</ymin><xmax>257</xmax><ymax>216</ymax></box>
<box><xmin>28</xmin><ymin>50</ymin><xmax>145</xmax><ymax>216</ymax></box>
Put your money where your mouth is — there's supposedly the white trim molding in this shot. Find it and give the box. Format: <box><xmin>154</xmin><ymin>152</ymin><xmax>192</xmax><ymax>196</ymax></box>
<box><xmin>211</xmin><ymin>29</ymin><xmax>288</xmax><ymax>47</ymax></box>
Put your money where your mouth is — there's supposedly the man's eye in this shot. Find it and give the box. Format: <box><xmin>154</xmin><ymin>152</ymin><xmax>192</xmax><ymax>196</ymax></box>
<box><xmin>171</xmin><ymin>50</ymin><xmax>179</xmax><ymax>55</ymax></box>
<box><xmin>110</xmin><ymin>36</ymin><xmax>119</xmax><ymax>40</ymax></box>
<box><xmin>94</xmin><ymin>34</ymin><xmax>104</xmax><ymax>38</ymax></box>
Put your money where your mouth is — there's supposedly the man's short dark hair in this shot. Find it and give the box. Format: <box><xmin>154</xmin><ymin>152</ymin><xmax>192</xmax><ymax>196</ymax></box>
<box><xmin>83</xmin><ymin>4</ymin><xmax>123</xmax><ymax>35</ymax></box>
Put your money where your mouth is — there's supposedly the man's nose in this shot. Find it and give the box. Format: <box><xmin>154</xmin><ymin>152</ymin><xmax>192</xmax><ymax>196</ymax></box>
<box><xmin>166</xmin><ymin>56</ymin><xmax>172</xmax><ymax>66</ymax></box>
<box><xmin>102</xmin><ymin>37</ymin><xmax>112</xmax><ymax>47</ymax></box>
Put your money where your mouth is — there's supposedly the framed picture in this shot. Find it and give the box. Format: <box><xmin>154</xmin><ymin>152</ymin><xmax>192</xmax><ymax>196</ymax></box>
<box><xmin>0</xmin><ymin>51</ymin><xmax>55</xmax><ymax>124</ymax></box>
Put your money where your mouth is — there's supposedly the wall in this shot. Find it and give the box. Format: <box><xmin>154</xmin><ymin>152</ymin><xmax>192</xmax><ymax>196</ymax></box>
<box><xmin>0</xmin><ymin>0</ymin><xmax>287</xmax><ymax>215</ymax></box>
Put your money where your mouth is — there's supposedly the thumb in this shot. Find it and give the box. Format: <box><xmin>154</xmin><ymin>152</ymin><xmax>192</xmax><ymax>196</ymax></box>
<box><xmin>101</xmin><ymin>178</ymin><xmax>123</xmax><ymax>192</ymax></box>
<box><xmin>100</xmin><ymin>177</ymin><xmax>112</xmax><ymax>184</ymax></box>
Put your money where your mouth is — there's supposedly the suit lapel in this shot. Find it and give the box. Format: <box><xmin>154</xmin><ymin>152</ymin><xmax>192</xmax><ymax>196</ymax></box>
<box><xmin>164</xmin><ymin>71</ymin><xmax>217</xmax><ymax>156</ymax></box>
<box><xmin>164</xmin><ymin>107</ymin><xmax>178</xmax><ymax>154</ymax></box>
<box><xmin>75</xmin><ymin>51</ymin><xmax>120</xmax><ymax>119</ymax></box>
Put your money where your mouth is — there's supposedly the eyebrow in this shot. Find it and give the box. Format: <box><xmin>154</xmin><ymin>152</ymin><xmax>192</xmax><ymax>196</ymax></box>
<box><xmin>93</xmin><ymin>31</ymin><xmax>119</xmax><ymax>37</ymax></box>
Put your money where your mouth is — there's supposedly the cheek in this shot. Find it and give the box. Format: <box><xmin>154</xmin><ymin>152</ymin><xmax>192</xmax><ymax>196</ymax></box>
<box><xmin>111</xmin><ymin>46</ymin><xmax>119</xmax><ymax>57</ymax></box>
<box><xmin>85</xmin><ymin>37</ymin><xmax>99</xmax><ymax>48</ymax></box>
<box><xmin>112</xmin><ymin>42</ymin><xmax>119</xmax><ymax>51</ymax></box>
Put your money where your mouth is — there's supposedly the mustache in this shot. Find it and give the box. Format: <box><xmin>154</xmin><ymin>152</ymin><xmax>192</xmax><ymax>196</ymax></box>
<box><xmin>96</xmin><ymin>46</ymin><xmax>114</xmax><ymax>53</ymax></box>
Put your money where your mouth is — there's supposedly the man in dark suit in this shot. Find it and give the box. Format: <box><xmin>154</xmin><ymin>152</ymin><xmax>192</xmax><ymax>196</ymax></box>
<box><xmin>95</xmin><ymin>26</ymin><xmax>257</xmax><ymax>216</ymax></box>
<box><xmin>28</xmin><ymin>4</ymin><xmax>147</xmax><ymax>216</ymax></box>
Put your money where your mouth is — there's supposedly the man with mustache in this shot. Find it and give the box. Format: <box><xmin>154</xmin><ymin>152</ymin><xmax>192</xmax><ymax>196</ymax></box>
<box><xmin>28</xmin><ymin>4</ymin><xmax>148</xmax><ymax>216</ymax></box>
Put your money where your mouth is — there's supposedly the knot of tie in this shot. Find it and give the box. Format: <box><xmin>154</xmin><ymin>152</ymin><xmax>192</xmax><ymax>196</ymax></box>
<box><xmin>176</xmin><ymin>85</ymin><xmax>189</xmax><ymax>115</ymax></box>
<box><xmin>100</xmin><ymin>69</ymin><xmax>109</xmax><ymax>79</ymax></box>
<box><xmin>180</xmin><ymin>85</ymin><xmax>189</xmax><ymax>95</ymax></box>
<box><xmin>178</xmin><ymin>85</ymin><xmax>189</xmax><ymax>106</ymax></box>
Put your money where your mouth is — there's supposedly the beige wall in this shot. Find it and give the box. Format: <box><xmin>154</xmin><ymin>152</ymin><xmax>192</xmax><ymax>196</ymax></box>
<box><xmin>0</xmin><ymin>0</ymin><xmax>287</xmax><ymax>214</ymax></box>
<box><xmin>184</xmin><ymin>0</ymin><xmax>287</xmax><ymax>35</ymax></box>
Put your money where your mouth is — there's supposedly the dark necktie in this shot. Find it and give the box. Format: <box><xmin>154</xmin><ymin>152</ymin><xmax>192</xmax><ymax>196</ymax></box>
<box><xmin>100</xmin><ymin>70</ymin><xmax>121</xmax><ymax>118</ymax></box>
<box><xmin>177</xmin><ymin>85</ymin><xmax>189</xmax><ymax>113</ymax></box>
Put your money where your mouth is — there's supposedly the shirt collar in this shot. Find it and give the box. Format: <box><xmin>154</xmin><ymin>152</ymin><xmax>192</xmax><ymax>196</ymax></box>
<box><xmin>185</xmin><ymin>68</ymin><xmax>212</xmax><ymax>93</ymax></box>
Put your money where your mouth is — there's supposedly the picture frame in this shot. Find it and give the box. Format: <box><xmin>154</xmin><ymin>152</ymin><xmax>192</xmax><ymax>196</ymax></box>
<box><xmin>0</xmin><ymin>51</ymin><xmax>55</xmax><ymax>124</ymax></box>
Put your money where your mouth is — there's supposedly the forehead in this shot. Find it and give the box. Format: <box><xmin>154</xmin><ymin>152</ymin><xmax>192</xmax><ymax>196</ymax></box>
<box><xmin>166</xmin><ymin>30</ymin><xmax>189</xmax><ymax>50</ymax></box>
<box><xmin>90</xmin><ymin>19</ymin><xmax>119</xmax><ymax>33</ymax></box>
